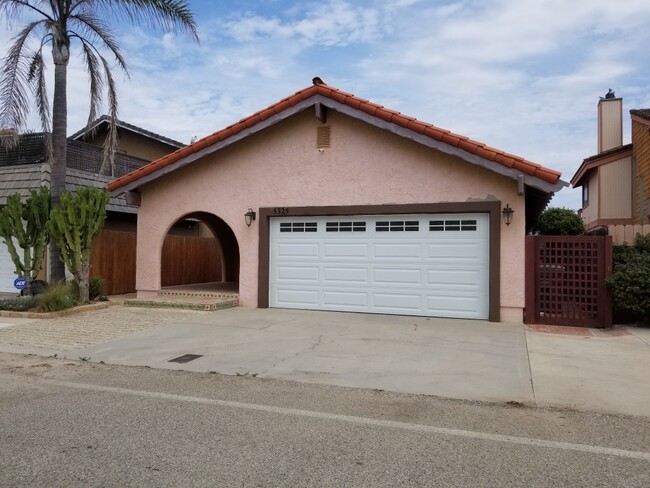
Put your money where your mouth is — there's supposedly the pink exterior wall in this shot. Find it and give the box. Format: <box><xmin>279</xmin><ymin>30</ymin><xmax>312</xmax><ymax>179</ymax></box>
<box><xmin>136</xmin><ymin>110</ymin><xmax>526</xmax><ymax>322</ymax></box>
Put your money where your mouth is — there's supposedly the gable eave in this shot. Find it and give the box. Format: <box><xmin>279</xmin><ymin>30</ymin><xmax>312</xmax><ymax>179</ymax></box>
<box><xmin>70</xmin><ymin>116</ymin><xmax>185</xmax><ymax>148</ymax></box>
<box><xmin>111</xmin><ymin>94</ymin><xmax>565</xmax><ymax>197</ymax></box>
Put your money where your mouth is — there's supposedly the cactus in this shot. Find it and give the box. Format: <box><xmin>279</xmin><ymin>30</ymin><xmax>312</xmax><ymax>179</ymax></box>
<box><xmin>48</xmin><ymin>187</ymin><xmax>109</xmax><ymax>303</ymax></box>
<box><xmin>0</xmin><ymin>187</ymin><xmax>50</xmax><ymax>294</ymax></box>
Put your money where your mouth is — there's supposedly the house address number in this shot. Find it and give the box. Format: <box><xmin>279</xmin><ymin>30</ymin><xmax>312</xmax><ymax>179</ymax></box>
<box><xmin>273</xmin><ymin>207</ymin><xmax>289</xmax><ymax>215</ymax></box>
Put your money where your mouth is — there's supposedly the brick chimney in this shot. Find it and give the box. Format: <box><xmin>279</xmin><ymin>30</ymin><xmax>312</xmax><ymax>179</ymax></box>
<box><xmin>597</xmin><ymin>89</ymin><xmax>623</xmax><ymax>153</ymax></box>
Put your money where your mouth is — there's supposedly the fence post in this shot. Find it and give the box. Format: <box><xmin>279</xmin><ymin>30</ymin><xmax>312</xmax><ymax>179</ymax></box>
<box><xmin>524</xmin><ymin>236</ymin><xmax>536</xmax><ymax>324</ymax></box>
<box><xmin>602</xmin><ymin>235</ymin><xmax>613</xmax><ymax>328</ymax></box>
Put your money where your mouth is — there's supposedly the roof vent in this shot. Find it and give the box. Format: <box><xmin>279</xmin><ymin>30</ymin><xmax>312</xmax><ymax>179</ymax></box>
<box><xmin>317</xmin><ymin>126</ymin><xmax>331</xmax><ymax>149</ymax></box>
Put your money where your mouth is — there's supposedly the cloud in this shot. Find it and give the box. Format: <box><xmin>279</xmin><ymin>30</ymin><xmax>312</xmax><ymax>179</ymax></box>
<box><xmin>221</xmin><ymin>0</ymin><xmax>381</xmax><ymax>46</ymax></box>
<box><xmin>3</xmin><ymin>0</ymin><xmax>650</xmax><ymax>211</ymax></box>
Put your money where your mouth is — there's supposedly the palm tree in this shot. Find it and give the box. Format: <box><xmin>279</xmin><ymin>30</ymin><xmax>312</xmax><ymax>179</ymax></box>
<box><xmin>0</xmin><ymin>0</ymin><xmax>198</xmax><ymax>282</ymax></box>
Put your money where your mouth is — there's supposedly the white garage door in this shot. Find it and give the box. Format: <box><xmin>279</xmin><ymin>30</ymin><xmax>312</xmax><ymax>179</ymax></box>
<box><xmin>0</xmin><ymin>244</ymin><xmax>19</xmax><ymax>293</ymax></box>
<box><xmin>269</xmin><ymin>213</ymin><xmax>489</xmax><ymax>319</ymax></box>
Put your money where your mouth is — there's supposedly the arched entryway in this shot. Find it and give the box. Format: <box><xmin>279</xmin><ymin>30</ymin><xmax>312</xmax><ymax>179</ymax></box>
<box><xmin>160</xmin><ymin>212</ymin><xmax>240</xmax><ymax>293</ymax></box>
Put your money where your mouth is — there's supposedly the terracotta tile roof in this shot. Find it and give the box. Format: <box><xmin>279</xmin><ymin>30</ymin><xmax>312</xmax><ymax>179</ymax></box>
<box><xmin>108</xmin><ymin>84</ymin><xmax>562</xmax><ymax>192</ymax></box>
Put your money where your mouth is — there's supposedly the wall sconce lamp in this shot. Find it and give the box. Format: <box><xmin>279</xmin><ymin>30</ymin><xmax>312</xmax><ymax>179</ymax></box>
<box><xmin>502</xmin><ymin>204</ymin><xmax>514</xmax><ymax>226</ymax></box>
<box><xmin>245</xmin><ymin>208</ymin><xmax>256</xmax><ymax>227</ymax></box>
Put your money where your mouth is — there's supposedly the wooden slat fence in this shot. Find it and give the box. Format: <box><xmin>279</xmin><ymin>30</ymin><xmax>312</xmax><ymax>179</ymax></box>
<box><xmin>607</xmin><ymin>224</ymin><xmax>650</xmax><ymax>245</ymax></box>
<box><xmin>90</xmin><ymin>230</ymin><xmax>137</xmax><ymax>295</ymax></box>
<box><xmin>90</xmin><ymin>230</ymin><xmax>223</xmax><ymax>295</ymax></box>
<box><xmin>161</xmin><ymin>235</ymin><xmax>222</xmax><ymax>286</ymax></box>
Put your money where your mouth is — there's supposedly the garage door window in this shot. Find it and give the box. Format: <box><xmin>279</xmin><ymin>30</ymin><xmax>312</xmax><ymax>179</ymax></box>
<box><xmin>326</xmin><ymin>221</ymin><xmax>366</xmax><ymax>232</ymax></box>
<box><xmin>429</xmin><ymin>219</ymin><xmax>477</xmax><ymax>232</ymax></box>
<box><xmin>280</xmin><ymin>222</ymin><xmax>318</xmax><ymax>232</ymax></box>
<box><xmin>376</xmin><ymin>220</ymin><xmax>419</xmax><ymax>232</ymax></box>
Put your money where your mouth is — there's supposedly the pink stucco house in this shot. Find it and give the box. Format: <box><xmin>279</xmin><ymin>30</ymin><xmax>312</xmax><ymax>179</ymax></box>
<box><xmin>108</xmin><ymin>81</ymin><xmax>566</xmax><ymax>322</ymax></box>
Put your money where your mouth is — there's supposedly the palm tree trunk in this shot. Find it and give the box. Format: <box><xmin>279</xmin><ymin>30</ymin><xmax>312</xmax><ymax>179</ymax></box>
<box><xmin>49</xmin><ymin>42</ymin><xmax>69</xmax><ymax>283</ymax></box>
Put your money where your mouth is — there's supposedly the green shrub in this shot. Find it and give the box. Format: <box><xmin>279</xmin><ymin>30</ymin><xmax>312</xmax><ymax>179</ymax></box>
<box><xmin>534</xmin><ymin>207</ymin><xmax>585</xmax><ymax>235</ymax></box>
<box><xmin>33</xmin><ymin>282</ymin><xmax>78</xmax><ymax>313</ymax></box>
<box><xmin>89</xmin><ymin>276</ymin><xmax>104</xmax><ymax>300</ymax></box>
<box><xmin>606</xmin><ymin>234</ymin><xmax>650</xmax><ymax>325</ymax></box>
<box><xmin>0</xmin><ymin>296</ymin><xmax>37</xmax><ymax>311</ymax></box>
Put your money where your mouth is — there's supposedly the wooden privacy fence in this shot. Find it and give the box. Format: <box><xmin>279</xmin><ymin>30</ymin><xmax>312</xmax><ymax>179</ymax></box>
<box><xmin>607</xmin><ymin>224</ymin><xmax>650</xmax><ymax>245</ymax></box>
<box><xmin>161</xmin><ymin>234</ymin><xmax>222</xmax><ymax>287</ymax></box>
<box><xmin>90</xmin><ymin>230</ymin><xmax>223</xmax><ymax>295</ymax></box>
<box><xmin>525</xmin><ymin>235</ymin><xmax>613</xmax><ymax>328</ymax></box>
<box><xmin>90</xmin><ymin>230</ymin><xmax>137</xmax><ymax>295</ymax></box>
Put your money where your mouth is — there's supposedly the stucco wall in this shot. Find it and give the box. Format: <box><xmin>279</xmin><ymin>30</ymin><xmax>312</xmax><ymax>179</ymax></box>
<box><xmin>136</xmin><ymin>109</ymin><xmax>525</xmax><ymax>321</ymax></box>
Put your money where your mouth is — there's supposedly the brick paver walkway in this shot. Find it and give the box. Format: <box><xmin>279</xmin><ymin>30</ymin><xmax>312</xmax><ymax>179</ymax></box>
<box><xmin>0</xmin><ymin>306</ymin><xmax>205</xmax><ymax>351</ymax></box>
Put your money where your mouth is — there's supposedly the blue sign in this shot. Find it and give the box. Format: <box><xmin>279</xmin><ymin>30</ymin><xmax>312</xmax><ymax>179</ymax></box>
<box><xmin>14</xmin><ymin>277</ymin><xmax>27</xmax><ymax>290</ymax></box>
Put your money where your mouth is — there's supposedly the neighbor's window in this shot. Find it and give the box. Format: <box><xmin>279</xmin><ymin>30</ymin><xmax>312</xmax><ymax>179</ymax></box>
<box><xmin>582</xmin><ymin>184</ymin><xmax>589</xmax><ymax>208</ymax></box>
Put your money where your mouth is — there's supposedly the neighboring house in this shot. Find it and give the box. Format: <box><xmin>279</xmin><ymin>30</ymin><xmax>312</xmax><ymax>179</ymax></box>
<box><xmin>109</xmin><ymin>81</ymin><xmax>566</xmax><ymax>322</ymax></box>
<box><xmin>571</xmin><ymin>92</ymin><xmax>650</xmax><ymax>231</ymax></box>
<box><xmin>0</xmin><ymin>118</ymin><xmax>184</xmax><ymax>292</ymax></box>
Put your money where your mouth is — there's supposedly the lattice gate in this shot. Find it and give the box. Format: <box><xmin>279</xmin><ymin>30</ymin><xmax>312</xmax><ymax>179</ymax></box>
<box><xmin>524</xmin><ymin>236</ymin><xmax>613</xmax><ymax>328</ymax></box>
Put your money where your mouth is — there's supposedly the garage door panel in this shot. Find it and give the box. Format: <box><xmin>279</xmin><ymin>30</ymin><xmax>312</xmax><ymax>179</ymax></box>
<box><xmin>425</xmin><ymin>268</ymin><xmax>486</xmax><ymax>288</ymax></box>
<box><xmin>373</xmin><ymin>293</ymin><xmax>422</xmax><ymax>311</ymax></box>
<box><xmin>276</xmin><ymin>288</ymin><xmax>319</xmax><ymax>306</ymax></box>
<box><xmin>323</xmin><ymin>243</ymin><xmax>369</xmax><ymax>258</ymax></box>
<box><xmin>323</xmin><ymin>291</ymin><xmax>368</xmax><ymax>308</ymax></box>
<box><xmin>373</xmin><ymin>243</ymin><xmax>422</xmax><ymax>259</ymax></box>
<box><xmin>277</xmin><ymin>243</ymin><xmax>320</xmax><ymax>258</ymax></box>
<box><xmin>270</xmin><ymin>213</ymin><xmax>489</xmax><ymax>319</ymax></box>
<box><xmin>323</xmin><ymin>267</ymin><xmax>369</xmax><ymax>283</ymax></box>
<box><xmin>373</xmin><ymin>268</ymin><xmax>422</xmax><ymax>285</ymax></box>
<box><xmin>426</xmin><ymin>294</ymin><xmax>487</xmax><ymax>317</ymax></box>
<box><xmin>426</xmin><ymin>242</ymin><xmax>486</xmax><ymax>261</ymax></box>
<box><xmin>276</xmin><ymin>266</ymin><xmax>320</xmax><ymax>282</ymax></box>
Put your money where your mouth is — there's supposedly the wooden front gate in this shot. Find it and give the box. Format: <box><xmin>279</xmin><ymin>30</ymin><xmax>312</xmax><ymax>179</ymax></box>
<box><xmin>525</xmin><ymin>236</ymin><xmax>613</xmax><ymax>328</ymax></box>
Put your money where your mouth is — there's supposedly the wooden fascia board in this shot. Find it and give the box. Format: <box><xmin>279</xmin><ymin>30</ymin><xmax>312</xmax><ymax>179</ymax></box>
<box><xmin>631</xmin><ymin>114</ymin><xmax>650</xmax><ymax>127</ymax></box>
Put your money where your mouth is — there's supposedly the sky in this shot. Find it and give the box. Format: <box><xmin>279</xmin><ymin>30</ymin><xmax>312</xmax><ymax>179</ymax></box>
<box><xmin>2</xmin><ymin>0</ymin><xmax>650</xmax><ymax>209</ymax></box>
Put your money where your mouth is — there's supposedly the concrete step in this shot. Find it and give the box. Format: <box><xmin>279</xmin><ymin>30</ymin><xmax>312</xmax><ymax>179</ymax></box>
<box><xmin>157</xmin><ymin>290</ymin><xmax>239</xmax><ymax>299</ymax></box>
<box><xmin>124</xmin><ymin>296</ymin><xmax>238</xmax><ymax>312</ymax></box>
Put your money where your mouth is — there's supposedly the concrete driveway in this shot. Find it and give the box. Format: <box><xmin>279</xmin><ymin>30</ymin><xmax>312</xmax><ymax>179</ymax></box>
<box><xmin>1</xmin><ymin>306</ymin><xmax>649</xmax><ymax>417</ymax></box>
<box><xmin>73</xmin><ymin>308</ymin><xmax>534</xmax><ymax>404</ymax></box>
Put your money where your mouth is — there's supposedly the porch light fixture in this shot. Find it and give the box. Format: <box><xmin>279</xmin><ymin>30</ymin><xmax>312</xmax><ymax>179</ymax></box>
<box><xmin>245</xmin><ymin>208</ymin><xmax>256</xmax><ymax>227</ymax></box>
<box><xmin>502</xmin><ymin>204</ymin><xmax>514</xmax><ymax>226</ymax></box>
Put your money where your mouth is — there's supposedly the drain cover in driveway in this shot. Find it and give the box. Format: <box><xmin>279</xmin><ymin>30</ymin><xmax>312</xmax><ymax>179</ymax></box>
<box><xmin>168</xmin><ymin>354</ymin><xmax>203</xmax><ymax>364</ymax></box>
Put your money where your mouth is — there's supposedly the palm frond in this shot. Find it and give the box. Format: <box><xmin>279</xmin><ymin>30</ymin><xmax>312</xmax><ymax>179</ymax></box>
<box><xmin>70</xmin><ymin>11</ymin><xmax>128</xmax><ymax>73</ymax></box>
<box><xmin>0</xmin><ymin>0</ymin><xmax>55</xmax><ymax>22</ymax></box>
<box><xmin>74</xmin><ymin>35</ymin><xmax>104</xmax><ymax>133</ymax></box>
<box><xmin>98</xmin><ymin>54</ymin><xmax>118</xmax><ymax>177</ymax></box>
<box><xmin>94</xmin><ymin>0</ymin><xmax>198</xmax><ymax>41</ymax></box>
<box><xmin>27</xmin><ymin>47</ymin><xmax>51</xmax><ymax>134</ymax></box>
<box><xmin>0</xmin><ymin>20</ymin><xmax>45</xmax><ymax>133</ymax></box>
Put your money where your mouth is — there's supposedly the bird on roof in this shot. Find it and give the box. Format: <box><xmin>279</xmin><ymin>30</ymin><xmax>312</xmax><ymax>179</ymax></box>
<box><xmin>605</xmin><ymin>88</ymin><xmax>616</xmax><ymax>99</ymax></box>
<box><xmin>312</xmin><ymin>77</ymin><xmax>325</xmax><ymax>85</ymax></box>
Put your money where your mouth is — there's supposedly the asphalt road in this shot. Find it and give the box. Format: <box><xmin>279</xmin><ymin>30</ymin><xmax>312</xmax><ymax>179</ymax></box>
<box><xmin>1</xmin><ymin>353</ymin><xmax>648</xmax><ymax>487</ymax></box>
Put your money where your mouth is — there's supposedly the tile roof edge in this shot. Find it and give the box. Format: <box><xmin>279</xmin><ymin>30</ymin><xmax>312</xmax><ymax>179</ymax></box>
<box><xmin>108</xmin><ymin>83</ymin><xmax>562</xmax><ymax>192</ymax></box>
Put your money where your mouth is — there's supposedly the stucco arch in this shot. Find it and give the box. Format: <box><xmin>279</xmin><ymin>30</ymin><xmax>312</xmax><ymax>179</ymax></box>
<box><xmin>159</xmin><ymin>211</ymin><xmax>240</xmax><ymax>287</ymax></box>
